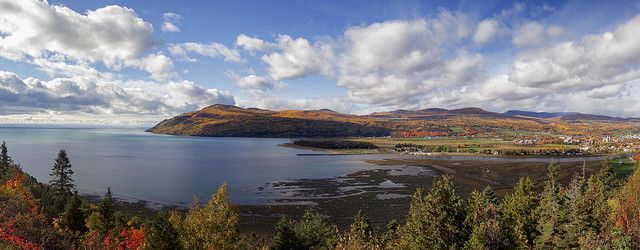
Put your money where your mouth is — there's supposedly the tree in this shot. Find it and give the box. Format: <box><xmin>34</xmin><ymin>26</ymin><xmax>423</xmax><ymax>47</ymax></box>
<box><xmin>98</xmin><ymin>187</ymin><xmax>115</xmax><ymax>234</ymax></box>
<box><xmin>49</xmin><ymin>150</ymin><xmax>75</xmax><ymax>198</ymax></box>
<box><xmin>335</xmin><ymin>212</ymin><xmax>382</xmax><ymax>250</ymax></box>
<box><xmin>145</xmin><ymin>213</ymin><xmax>183</xmax><ymax>250</ymax></box>
<box><xmin>59</xmin><ymin>192</ymin><xmax>87</xmax><ymax>233</ymax></box>
<box><xmin>397</xmin><ymin>175</ymin><xmax>467</xmax><ymax>249</ymax></box>
<box><xmin>0</xmin><ymin>141</ymin><xmax>13</xmax><ymax>178</ymax></box>
<box><xmin>464</xmin><ymin>188</ymin><xmax>509</xmax><ymax>250</ymax></box>
<box><xmin>271</xmin><ymin>209</ymin><xmax>336</xmax><ymax>250</ymax></box>
<box><xmin>560</xmin><ymin>173</ymin><xmax>587</xmax><ymax>248</ymax></box>
<box><xmin>502</xmin><ymin>177</ymin><xmax>538</xmax><ymax>248</ymax></box>
<box><xmin>535</xmin><ymin>162</ymin><xmax>566</xmax><ymax>248</ymax></box>
<box><xmin>271</xmin><ymin>217</ymin><xmax>304</xmax><ymax>250</ymax></box>
<box><xmin>612</xmin><ymin>164</ymin><xmax>640</xmax><ymax>245</ymax></box>
<box><xmin>180</xmin><ymin>183</ymin><xmax>241</xmax><ymax>249</ymax></box>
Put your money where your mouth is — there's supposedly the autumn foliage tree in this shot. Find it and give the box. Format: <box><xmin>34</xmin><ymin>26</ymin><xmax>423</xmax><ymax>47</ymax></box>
<box><xmin>173</xmin><ymin>183</ymin><xmax>243</xmax><ymax>249</ymax></box>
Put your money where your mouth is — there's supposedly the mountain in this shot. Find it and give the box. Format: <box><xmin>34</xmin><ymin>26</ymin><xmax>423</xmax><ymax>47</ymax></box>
<box><xmin>147</xmin><ymin>104</ymin><xmax>390</xmax><ymax>137</ymax></box>
<box><xmin>503</xmin><ymin>110</ymin><xmax>629</xmax><ymax>121</ymax></box>
<box><xmin>503</xmin><ymin>110</ymin><xmax>575</xmax><ymax>119</ymax></box>
<box><xmin>148</xmin><ymin>105</ymin><xmax>638</xmax><ymax>138</ymax></box>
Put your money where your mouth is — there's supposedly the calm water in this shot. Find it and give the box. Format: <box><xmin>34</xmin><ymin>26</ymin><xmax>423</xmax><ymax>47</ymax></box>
<box><xmin>0</xmin><ymin>127</ymin><xmax>384</xmax><ymax>205</ymax></box>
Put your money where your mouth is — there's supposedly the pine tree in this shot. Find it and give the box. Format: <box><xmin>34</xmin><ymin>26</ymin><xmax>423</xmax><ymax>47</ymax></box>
<box><xmin>49</xmin><ymin>150</ymin><xmax>75</xmax><ymax>198</ymax></box>
<box><xmin>0</xmin><ymin>141</ymin><xmax>12</xmax><ymax>178</ymax></box>
<box><xmin>398</xmin><ymin>175</ymin><xmax>467</xmax><ymax>249</ymax></box>
<box><xmin>98</xmin><ymin>187</ymin><xmax>115</xmax><ymax>234</ymax></box>
<box><xmin>60</xmin><ymin>192</ymin><xmax>87</xmax><ymax>233</ymax></box>
<box><xmin>502</xmin><ymin>177</ymin><xmax>539</xmax><ymax>249</ymax></box>
<box><xmin>535</xmin><ymin>162</ymin><xmax>566</xmax><ymax>248</ymax></box>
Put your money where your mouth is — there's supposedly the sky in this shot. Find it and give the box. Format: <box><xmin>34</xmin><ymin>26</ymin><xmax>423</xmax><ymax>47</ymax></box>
<box><xmin>1</xmin><ymin>0</ymin><xmax>640</xmax><ymax>125</ymax></box>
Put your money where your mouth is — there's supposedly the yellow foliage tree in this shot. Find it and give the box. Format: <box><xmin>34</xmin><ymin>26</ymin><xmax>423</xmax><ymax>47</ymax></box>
<box><xmin>178</xmin><ymin>183</ymin><xmax>241</xmax><ymax>249</ymax></box>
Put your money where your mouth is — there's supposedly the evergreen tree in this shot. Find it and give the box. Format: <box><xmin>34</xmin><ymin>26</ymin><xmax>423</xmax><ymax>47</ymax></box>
<box><xmin>49</xmin><ymin>150</ymin><xmax>75</xmax><ymax>198</ymax></box>
<box><xmin>464</xmin><ymin>188</ymin><xmax>509</xmax><ymax>250</ymax></box>
<box><xmin>482</xmin><ymin>185</ymin><xmax>498</xmax><ymax>205</ymax></box>
<box><xmin>535</xmin><ymin>162</ymin><xmax>566</xmax><ymax>248</ymax></box>
<box><xmin>560</xmin><ymin>173</ymin><xmax>586</xmax><ymax>248</ymax></box>
<box><xmin>271</xmin><ymin>217</ymin><xmax>304</xmax><ymax>250</ymax></box>
<box><xmin>59</xmin><ymin>192</ymin><xmax>87</xmax><ymax>233</ymax></box>
<box><xmin>502</xmin><ymin>177</ymin><xmax>539</xmax><ymax>249</ymax></box>
<box><xmin>398</xmin><ymin>175</ymin><xmax>467</xmax><ymax>249</ymax></box>
<box><xmin>0</xmin><ymin>141</ymin><xmax>12</xmax><ymax>178</ymax></box>
<box><xmin>145</xmin><ymin>213</ymin><xmax>183</xmax><ymax>250</ymax></box>
<box><xmin>98</xmin><ymin>187</ymin><xmax>115</xmax><ymax>234</ymax></box>
<box><xmin>271</xmin><ymin>209</ymin><xmax>336</xmax><ymax>250</ymax></box>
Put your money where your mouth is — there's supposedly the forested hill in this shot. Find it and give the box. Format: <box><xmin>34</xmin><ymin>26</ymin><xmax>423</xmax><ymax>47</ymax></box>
<box><xmin>147</xmin><ymin>104</ymin><xmax>640</xmax><ymax>138</ymax></box>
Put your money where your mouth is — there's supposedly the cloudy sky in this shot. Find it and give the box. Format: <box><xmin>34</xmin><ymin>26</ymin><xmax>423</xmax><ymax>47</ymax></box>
<box><xmin>1</xmin><ymin>0</ymin><xmax>640</xmax><ymax>125</ymax></box>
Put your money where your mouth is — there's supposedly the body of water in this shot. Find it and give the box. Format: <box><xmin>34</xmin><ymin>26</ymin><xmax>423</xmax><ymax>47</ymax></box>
<box><xmin>0</xmin><ymin>127</ymin><xmax>384</xmax><ymax>205</ymax></box>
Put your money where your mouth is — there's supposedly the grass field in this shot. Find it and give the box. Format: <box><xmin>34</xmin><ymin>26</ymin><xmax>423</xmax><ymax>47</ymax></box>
<box><xmin>349</xmin><ymin>137</ymin><xmax>580</xmax><ymax>154</ymax></box>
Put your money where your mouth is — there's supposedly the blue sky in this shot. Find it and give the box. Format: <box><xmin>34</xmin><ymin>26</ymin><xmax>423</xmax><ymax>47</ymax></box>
<box><xmin>1</xmin><ymin>0</ymin><xmax>640</xmax><ymax>124</ymax></box>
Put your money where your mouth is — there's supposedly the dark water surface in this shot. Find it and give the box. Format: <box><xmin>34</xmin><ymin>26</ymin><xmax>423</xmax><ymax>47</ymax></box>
<box><xmin>0</xmin><ymin>127</ymin><xmax>384</xmax><ymax>205</ymax></box>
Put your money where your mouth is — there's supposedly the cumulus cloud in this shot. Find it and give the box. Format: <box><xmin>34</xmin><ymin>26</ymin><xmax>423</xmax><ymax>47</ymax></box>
<box><xmin>128</xmin><ymin>53</ymin><xmax>177</xmax><ymax>82</ymax></box>
<box><xmin>512</xmin><ymin>21</ymin><xmax>567</xmax><ymax>47</ymax></box>
<box><xmin>261</xmin><ymin>35</ymin><xmax>334</xmax><ymax>80</ymax></box>
<box><xmin>161</xmin><ymin>12</ymin><xmax>181</xmax><ymax>33</ymax></box>
<box><xmin>236</xmin><ymin>34</ymin><xmax>277</xmax><ymax>52</ymax></box>
<box><xmin>336</xmin><ymin>12</ymin><xmax>476</xmax><ymax>106</ymax></box>
<box><xmin>226</xmin><ymin>71</ymin><xmax>283</xmax><ymax>90</ymax></box>
<box><xmin>0</xmin><ymin>0</ymin><xmax>181</xmax><ymax>82</ymax></box>
<box><xmin>0</xmin><ymin>0</ymin><xmax>155</xmax><ymax>66</ymax></box>
<box><xmin>509</xmin><ymin>15</ymin><xmax>640</xmax><ymax>93</ymax></box>
<box><xmin>237</xmin><ymin>91</ymin><xmax>353</xmax><ymax>114</ymax></box>
<box><xmin>0</xmin><ymin>71</ymin><xmax>235</xmax><ymax>117</ymax></box>
<box><xmin>473</xmin><ymin>18</ymin><xmax>502</xmax><ymax>44</ymax></box>
<box><xmin>169</xmin><ymin>42</ymin><xmax>243</xmax><ymax>63</ymax></box>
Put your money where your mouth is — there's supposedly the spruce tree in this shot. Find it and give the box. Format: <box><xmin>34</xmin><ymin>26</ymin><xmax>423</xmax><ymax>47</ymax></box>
<box><xmin>98</xmin><ymin>187</ymin><xmax>115</xmax><ymax>234</ymax></box>
<box><xmin>398</xmin><ymin>175</ymin><xmax>467</xmax><ymax>249</ymax></box>
<box><xmin>535</xmin><ymin>162</ymin><xmax>565</xmax><ymax>248</ymax></box>
<box><xmin>49</xmin><ymin>150</ymin><xmax>75</xmax><ymax>198</ymax></box>
<box><xmin>0</xmin><ymin>141</ymin><xmax>12</xmax><ymax>178</ymax></box>
<box><xmin>502</xmin><ymin>177</ymin><xmax>539</xmax><ymax>249</ymax></box>
<box><xmin>561</xmin><ymin>173</ymin><xmax>586</xmax><ymax>248</ymax></box>
<box><xmin>60</xmin><ymin>192</ymin><xmax>87</xmax><ymax>233</ymax></box>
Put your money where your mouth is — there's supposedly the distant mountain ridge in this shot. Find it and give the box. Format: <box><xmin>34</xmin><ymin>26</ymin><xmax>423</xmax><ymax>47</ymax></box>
<box><xmin>503</xmin><ymin>110</ymin><xmax>631</xmax><ymax>121</ymax></box>
<box><xmin>147</xmin><ymin>104</ymin><xmax>638</xmax><ymax>138</ymax></box>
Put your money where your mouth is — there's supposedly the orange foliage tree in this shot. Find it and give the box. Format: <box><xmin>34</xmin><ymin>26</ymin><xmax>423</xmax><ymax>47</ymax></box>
<box><xmin>612</xmin><ymin>166</ymin><xmax>640</xmax><ymax>244</ymax></box>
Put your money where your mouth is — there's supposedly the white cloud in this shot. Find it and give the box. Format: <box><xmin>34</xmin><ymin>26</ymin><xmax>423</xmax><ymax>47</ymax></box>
<box><xmin>473</xmin><ymin>18</ymin><xmax>502</xmax><ymax>44</ymax></box>
<box><xmin>261</xmin><ymin>35</ymin><xmax>334</xmax><ymax>80</ymax></box>
<box><xmin>336</xmin><ymin>12</ymin><xmax>476</xmax><ymax>107</ymax></box>
<box><xmin>226</xmin><ymin>71</ymin><xmax>283</xmax><ymax>90</ymax></box>
<box><xmin>162</xmin><ymin>12</ymin><xmax>181</xmax><ymax>33</ymax></box>
<box><xmin>512</xmin><ymin>21</ymin><xmax>567</xmax><ymax>47</ymax></box>
<box><xmin>509</xmin><ymin>15</ymin><xmax>640</xmax><ymax>92</ymax></box>
<box><xmin>237</xmin><ymin>91</ymin><xmax>353</xmax><ymax>114</ymax></box>
<box><xmin>236</xmin><ymin>34</ymin><xmax>277</xmax><ymax>52</ymax></box>
<box><xmin>130</xmin><ymin>53</ymin><xmax>177</xmax><ymax>82</ymax></box>
<box><xmin>0</xmin><ymin>71</ymin><xmax>235</xmax><ymax>117</ymax></box>
<box><xmin>169</xmin><ymin>42</ymin><xmax>243</xmax><ymax>63</ymax></box>
<box><xmin>0</xmin><ymin>0</ymin><xmax>155</xmax><ymax>66</ymax></box>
